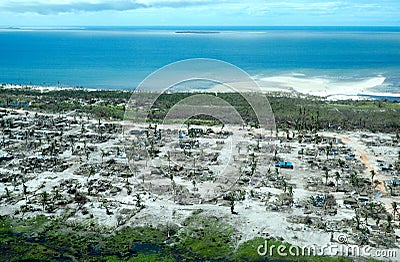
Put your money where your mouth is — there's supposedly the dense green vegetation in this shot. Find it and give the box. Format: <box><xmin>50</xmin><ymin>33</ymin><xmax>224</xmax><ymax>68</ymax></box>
<box><xmin>1</xmin><ymin>87</ymin><xmax>399</xmax><ymax>132</ymax></box>
<box><xmin>0</xmin><ymin>87</ymin><xmax>130</xmax><ymax>120</ymax></box>
<box><xmin>0</xmin><ymin>215</ymin><xmax>355</xmax><ymax>262</ymax></box>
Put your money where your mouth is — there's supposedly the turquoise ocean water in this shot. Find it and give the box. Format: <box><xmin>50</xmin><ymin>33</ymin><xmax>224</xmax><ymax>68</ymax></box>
<box><xmin>0</xmin><ymin>26</ymin><xmax>399</xmax><ymax>93</ymax></box>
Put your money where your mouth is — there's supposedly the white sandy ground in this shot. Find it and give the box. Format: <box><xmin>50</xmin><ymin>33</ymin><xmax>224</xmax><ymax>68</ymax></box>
<box><xmin>259</xmin><ymin>75</ymin><xmax>387</xmax><ymax>97</ymax></box>
<box><xmin>202</xmin><ymin>75</ymin><xmax>400</xmax><ymax>101</ymax></box>
<box><xmin>2</xmin><ymin>121</ymin><xmax>399</xmax><ymax>260</ymax></box>
<box><xmin>0</xmin><ymin>88</ymin><xmax>399</xmax><ymax>259</ymax></box>
<box><xmin>0</xmin><ymin>127</ymin><xmax>400</xmax><ymax>254</ymax></box>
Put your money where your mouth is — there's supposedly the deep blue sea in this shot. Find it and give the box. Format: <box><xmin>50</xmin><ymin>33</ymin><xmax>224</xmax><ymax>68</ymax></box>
<box><xmin>0</xmin><ymin>26</ymin><xmax>399</xmax><ymax>92</ymax></box>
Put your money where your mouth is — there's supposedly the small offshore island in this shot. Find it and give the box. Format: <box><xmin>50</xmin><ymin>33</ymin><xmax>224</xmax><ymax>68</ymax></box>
<box><xmin>175</xmin><ymin>31</ymin><xmax>220</xmax><ymax>34</ymax></box>
<box><xmin>0</xmin><ymin>84</ymin><xmax>400</xmax><ymax>261</ymax></box>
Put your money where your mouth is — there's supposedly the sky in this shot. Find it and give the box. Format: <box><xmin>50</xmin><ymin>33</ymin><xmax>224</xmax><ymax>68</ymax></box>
<box><xmin>0</xmin><ymin>0</ymin><xmax>399</xmax><ymax>27</ymax></box>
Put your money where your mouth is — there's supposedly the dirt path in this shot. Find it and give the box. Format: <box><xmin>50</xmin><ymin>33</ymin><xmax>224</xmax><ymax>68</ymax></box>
<box><xmin>338</xmin><ymin>135</ymin><xmax>387</xmax><ymax>194</ymax></box>
<box><xmin>332</xmin><ymin>134</ymin><xmax>397</xmax><ymax>215</ymax></box>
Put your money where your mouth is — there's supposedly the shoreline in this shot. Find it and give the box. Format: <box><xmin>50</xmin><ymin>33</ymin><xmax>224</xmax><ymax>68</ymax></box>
<box><xmin>2</xmin><ymin>81</ymin><xmax>400</xmax><ymax>102</ymax></box>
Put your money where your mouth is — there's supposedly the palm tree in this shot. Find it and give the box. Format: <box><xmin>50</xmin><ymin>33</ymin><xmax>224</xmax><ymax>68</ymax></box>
<box><xmin>230</xmin><ymin>200</ymin><xmax>236</xmax><ymax>214</ymax></box>
<box><xmin>353</xmin><ymin>214</ymin><xmax>360</xmax><ymax>230</ymax></box>
<box><xmin>373</xmin><ymin>180</ymin><xmax>381</xmax><ymax>189</ymax></box>
<box><xmin>338</xmin><ymin>159</ymin><xmax>345</xmax><ymax>168</ymax></box>
<box><xmin>288</xmin><ymin>185</ymin><xmax>294</xmax><ymax>207</ymax></box>
<box><xmin>250</xmin><ymin>153</ymin><xmax>256</xmax><ymax>163</ymax></box>
<box><xmin>135</xmin><ymin>193</ymin><xmax>143</xmax><ymax>208</ymax></box>
<box><xmin>5</xmin><ymin>187</ymin><xmax>10</xmax><ymax>198</ymax></box>
<box><xmin>299</xmin><ymin>148</ymin><xmax>304</xmax><ymax>159</ymax></box>
<box><xmin>133</xmin><ymin>164</ymin><xmax>139</xmax><ymax>178</ymax></box>
<box><xmin>251</xmin><ymin>161</ymin><xmax>257</xmax><ymax>176</ymax></box>
<box><xmin>386</xmin><ymin>214</ymin><xmax>393</xmax><ymax>233</ymax></box>
<box><xmin>369</xmin><ymin>202</ymin><xmax>375</xmax><ymax>213</ymax></box>
<box><xmin>69</xmin><ymin>137</ymin><xmax>75</xmax><ymax>154</ymax></box>
<box><xmin>370</xmin><ymin>170</ymin><xmax>375</xmax><ymax>183</ymax></box>
<box><xmin>324</xmin><ymin>170</ymin><xmax>329</xmax><ymax>185</ymax></box>
<box><xmin>266</xmin><ymin>167</ymin><xmax>271</xmax><ymax>179</ymax></box>
<box><xmin>288</xmin><ymin>185</ymin><xmax>293</xmax><ymax>197</ymax></box>
<box><xmin>325</xmin><ymin>145</ymin><xmax>330</xmax><ymax>160</ymax></box>
<box><xmin>101</xmin><ymin>149</ymin><xmax>106</xmax><ymax>163</ymax></box>
<box><xmin>23</xmin><ymin>183</ymin><xmax>28</xmax><ymax>201</ymax></box>
<box><xmin>171</xmin><ymin>180</ymin><xmax>177</xmax><ymax>203</ymax></box>
<box><xmin>53</xmin><ymin>189</ymin><xmax>61</xmax><ymax>201</ymax></box>
<box><xmin>388</xmin><ymin>185</ymin><xmax>394</xmax><ymax>196</ymax></box>
<box><xmin>40</xmin><ymin>191</ymin><xmax>48</xmax><ymax>211</ymax></box>
<box><xmin>282</xmin><ymin>178</ymin><xmax>287</xmax><ymax>193</ymax></box>
<box><xmin>167</xmin><ymin>151</ymin><xmax>171</xmax><ymax>173</ymax></box>
<box><xmin>81</xmin><ymin>123</ymin><xmax>85</xmax><ymax>135</ymax></box>
<box><xmin>193</xmin><ymin>155</ymin><xmax>196</xmax><ymax>172</ymax></box>
<box><xmin>364</xmin><ymin>212</ymin><xmax>369</xmax><ymax>225</ymax></box>
<box><xmin>375</xmin><ymin>216</ymin><xmax>381</xmax><ymax>227</ymax></box>
<box><xmin>391</xmin><ymin>202</ymin><xmax>398</xmax><ymax>221</ymax></box>
<box><xmin>350</xmin><ymin>172</ymin><xmax>359</xmax><ymax>190</ymax></box>
<box><xmin>87</xmin><ymin>167</ymin><xmax>95</xmax><ymax>182</ymax></box>
<box><xmin>335</xmin><ymin>171</ymin><xmax>340</xmax><ymax>192</ymax></box>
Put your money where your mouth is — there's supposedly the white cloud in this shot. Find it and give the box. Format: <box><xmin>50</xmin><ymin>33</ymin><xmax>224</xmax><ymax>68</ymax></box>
<box><xmin>0</xmin><ymin>0</ymin><xmax>399</xmax><ymax>25</ymax></box>
<box><xmin>0</xmin><ymin>0</ymin><xmax>230</xmax><ymax>14</ymax></box>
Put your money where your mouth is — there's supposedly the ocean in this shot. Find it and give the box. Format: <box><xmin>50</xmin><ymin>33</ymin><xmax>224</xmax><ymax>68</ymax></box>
<box><xmin>0</xmin><ymin>26</ymin><xmax>399</xmax><ymax>94</ymax></box>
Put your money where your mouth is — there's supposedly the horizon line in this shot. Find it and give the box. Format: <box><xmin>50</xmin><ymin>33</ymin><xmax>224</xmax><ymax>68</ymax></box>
<box><xmin>2</xmin><ymin>25</ymin><xmax>400</xmax><ymax>30</ymax></box>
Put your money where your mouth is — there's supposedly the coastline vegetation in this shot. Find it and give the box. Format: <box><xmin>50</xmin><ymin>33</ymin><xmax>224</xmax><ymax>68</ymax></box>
<box><xmin>0</xmin><ymin>214</ymin><xmax>354</xmax><ymax>262</ymax></box>
<box><xmin>1</xmin><ymin>87</ymin><xmax>399</xmax><ymax>133</ymax></box>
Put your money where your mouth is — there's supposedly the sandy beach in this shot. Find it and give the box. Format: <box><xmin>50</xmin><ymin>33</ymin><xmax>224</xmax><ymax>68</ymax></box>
<box><xmin>3</xmin><ymin>72</ymin><xmax>400</xmax><ymax>102</ymax></box>
<box><xmin>165</xmin><ymin>74</ymin><xmax>400</xmax><ymax>101</ymax></box>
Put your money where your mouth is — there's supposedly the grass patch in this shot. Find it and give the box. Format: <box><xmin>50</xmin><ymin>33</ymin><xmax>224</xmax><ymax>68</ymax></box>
<box><xmin>0</xmin><ymin>211</ymin><xmax>383</xmax><ymax>261</ymax></box>
<box><xmin>178</xmin><ymin>215</ymin><xmax>236</xmax><ymax>259</ymax></box>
